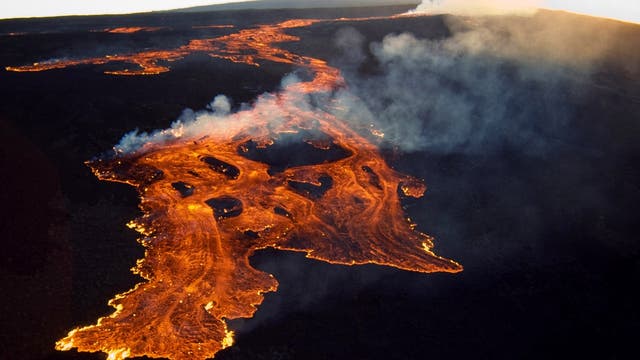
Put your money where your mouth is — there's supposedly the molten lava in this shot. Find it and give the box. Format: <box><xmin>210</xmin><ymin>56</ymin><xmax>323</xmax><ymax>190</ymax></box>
<box><xmin>25</xmin><ymin>16</ymin><xmax>464</xmax><ymax>360</ymax></box>
<box><xmin>4</xmin><ymin>20</ymin><xmax>324</xmax><ymax>75</ymax></box>
<box><xmin>192</xmin><ymin>25</ymin><xmax>235</xmax><ymax>29</ymax></box>
<box><xmin>4</xmin><ymin>17</ymin><xmax>404</xmax><ymax>76</ymax></box>
<box><xmin>102</xmin><ymin>27</ymin><xmax>165</xmax><ymax>33</ymax></box>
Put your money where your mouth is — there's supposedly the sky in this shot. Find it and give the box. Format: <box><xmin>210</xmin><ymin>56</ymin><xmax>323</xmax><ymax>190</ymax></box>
<box><xmin>0</xmin><ymin>0</ymin><xmax>638</xmax><ymax>23</ymax></box>
<box><xmin>545</xmin><ymin>0</ymin><xmax>639</xmax><ymax>24</ymax></box>
<box><xmin>0</xmin><ymin>0</ymin><xmax>254</xmax><ymax>19</ymax></box>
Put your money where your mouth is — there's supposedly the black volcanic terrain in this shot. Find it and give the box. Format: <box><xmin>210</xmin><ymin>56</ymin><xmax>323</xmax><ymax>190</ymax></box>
<box><xmin>1</xmin><ymin>5</ymin><xmax>639</xmax><ymax>360</ymax></box>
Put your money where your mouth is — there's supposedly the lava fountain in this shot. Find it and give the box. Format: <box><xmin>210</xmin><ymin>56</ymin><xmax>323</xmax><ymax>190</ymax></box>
<box><xmin>16</xmin><ymin>17</ymin><xmax>464</xmax><ymax>359</ymax></box>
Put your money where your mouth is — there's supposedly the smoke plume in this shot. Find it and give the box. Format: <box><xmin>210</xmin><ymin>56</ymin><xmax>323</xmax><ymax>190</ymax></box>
<box><xmin>114</xmin><ymin>74</ymin><xmax>313</xmax><ymax>154</ymax></box>
<box><xmin>411</xmin><ymin>0</ymin><xmax>541</xmax><ymax>16</ymax></box>
<box><xmin>412</xmin><ymin>0</ymin><xmax>640</xmax><ymax>24</ymax></box>
<box><xmin>329</xmin><ymin>10</ymin><xmax>637</xmax><ymax>155</ymax></box>
<box><xmin>115</xmin><ymin>8</ymin><xmax>636</xmax><ymax>160</ymax></box>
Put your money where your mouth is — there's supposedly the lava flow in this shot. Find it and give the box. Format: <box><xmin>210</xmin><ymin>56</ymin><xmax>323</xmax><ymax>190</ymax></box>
<box><xmin>4</xmin><ymin>19</ymin><xmax>322</xmax><ymax>75</ymax></box>
<box><xmin>101</xmin><ymin>27</ymin><xmax>166</xmax><ymax>33</ymax></box>
<box><xmin>43</xmin><ymin>17</ymin><xmax>462</xmax><ymax>360</ymax></box>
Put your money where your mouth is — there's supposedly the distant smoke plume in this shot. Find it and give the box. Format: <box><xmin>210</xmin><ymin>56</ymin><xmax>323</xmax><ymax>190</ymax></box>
<box><xmin>412</xmin><ymin>0</ymin><xmax>640</xmax><ymax>24</ymax></box>
<box><xmin>411</xmin><ymin>0</ymin><xmax>541</xmax><ymax>16</ymax></box>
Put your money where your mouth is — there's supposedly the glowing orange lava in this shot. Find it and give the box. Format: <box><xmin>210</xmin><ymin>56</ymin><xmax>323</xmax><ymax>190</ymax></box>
<box><xmin>103</xmin><ymin>27</ymin><xmax>166</xmax><ymax>34</ymax></box>
<box><xmin>30</xmin><ymin>17</ymin><xmax>464</xmax><ymax>360</ymax></box>
<box><xmin>192</xmin><ymin>25</ymin><xmax>235</xmax><ymax>29</ymax></box>
<box><xmin>5</xmin><ymin>20</ymin><xmax>321</xmax><ymax>75</ymax></box>
<box><xmin>4</xmin><ymin>16</ymin><xmax>405</xmax><ymax>76</ymax></box>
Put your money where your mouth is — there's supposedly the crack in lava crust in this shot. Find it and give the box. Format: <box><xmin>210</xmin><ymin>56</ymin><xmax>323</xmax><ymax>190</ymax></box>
<box><xmin>50</xmin><ymin>17</ymin><xmax>462</xmax><ymax>360</ymax></box>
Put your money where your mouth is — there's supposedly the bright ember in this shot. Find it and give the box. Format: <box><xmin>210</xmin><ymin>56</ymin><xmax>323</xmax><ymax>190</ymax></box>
<box><xmin>38</xmin><ymin>17</ymin><xmax>462</xmax><ymax>360</ymax></box>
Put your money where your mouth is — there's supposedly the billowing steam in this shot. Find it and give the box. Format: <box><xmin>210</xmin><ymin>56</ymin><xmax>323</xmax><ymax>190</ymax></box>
<box><xmin>115</xmin><ymin>74</ymin><xmax>312</xmax><ymax>154</ymax></box>
<box><xmin>329</xmin><ymin>12</ymin><xmax>633</xmax><ymax>155</ymax></box>
<box><xmin>115</xmin><ymin>8</ymin><xmax>633</xmax><ymax>159</ymax></box>
<box><xmin>97</xmin><ymin>1</ymin><xmax>639</xmax><ymax>158</ymax></box>
<box><xmin>411</xmin><ymin>0</ymin><xmax>541</xmax><ymax>16</ymax></box>
<box><xmin>412</xmin><ymin>0</ymin><xmax>640</xmax><ymax>24</ymax></box>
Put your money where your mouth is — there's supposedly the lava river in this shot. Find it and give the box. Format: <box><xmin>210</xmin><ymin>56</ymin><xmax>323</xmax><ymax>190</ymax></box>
<box><xmin>11</xmin><ymin>17</ymin><xmax>465</xmax><ymax>360</ymax></box>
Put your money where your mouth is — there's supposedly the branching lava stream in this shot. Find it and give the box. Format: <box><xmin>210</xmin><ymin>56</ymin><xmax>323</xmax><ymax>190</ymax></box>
<box><xmin>26</xmin><ymin>16</ymin><xmax>464</xmax><ymax>360</ymax></box>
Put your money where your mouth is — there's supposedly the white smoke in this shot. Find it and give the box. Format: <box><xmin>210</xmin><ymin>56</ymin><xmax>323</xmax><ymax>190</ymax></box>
<box><xmin>206</xmin><ymin>94</ymin><xmax>232</xmax><ymax>114</ymax></box>
<box><xmin>114</xmin><ymin>8</ymin><xmax>635</xmax><ymax>158</ymax></box>
<box><xmin>329</xmin><ymin>10</ymin><xmax>637</xmax><ymax>154</ymax></box>
<box><xmin>412</xmin><ymin>0</ymin><xmax>640</xmax><ymax>23</ymax></box>
<box><xmin>411</xmin><ymin>0</ymin><xmax>541</xmax><ymax>16</ymax></box>
<box><xmin>113</xmin><ymin>74</ymin><xmax>312</xmax><ymax>154</ymax></box>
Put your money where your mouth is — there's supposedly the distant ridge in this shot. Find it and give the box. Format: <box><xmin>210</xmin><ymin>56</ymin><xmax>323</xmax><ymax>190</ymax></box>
<box><xmin>169</xmin><ymin>0</ymin><xmax>420</xmax><ymax>13</ymax></box>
